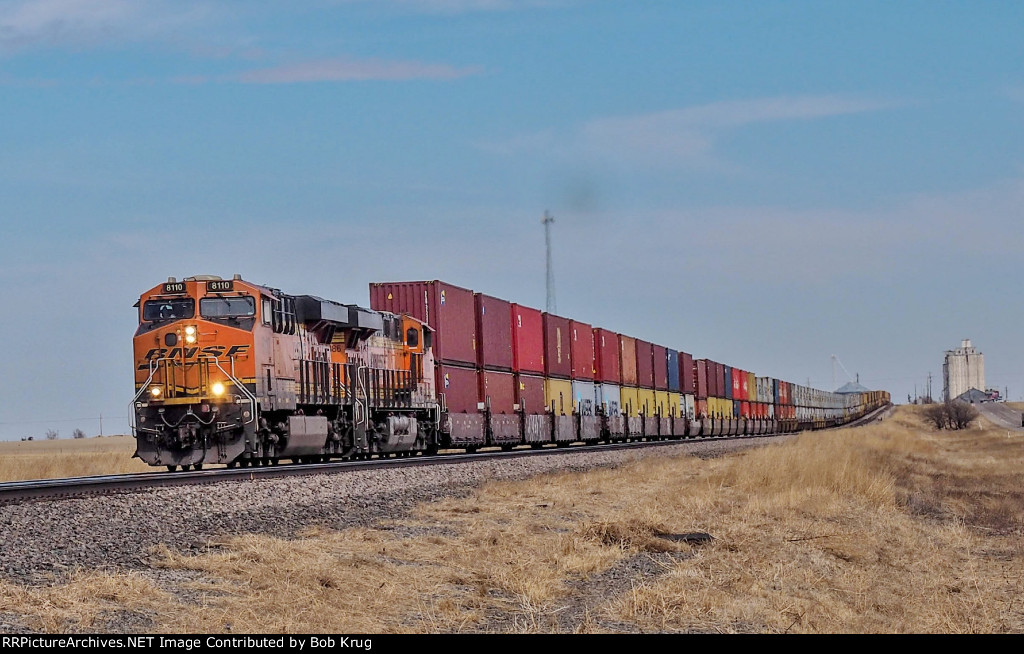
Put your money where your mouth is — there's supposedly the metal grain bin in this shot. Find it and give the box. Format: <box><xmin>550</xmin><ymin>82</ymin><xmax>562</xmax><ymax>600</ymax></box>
<box><xmin>515</xmin><ymin>373</ymin><xmax>546</xmax><ymax>415</ymax></box>
<box><xmin>635</xmin><ymin>340</ymin><xmax>655</xmax><ymax>389</ymax></box>
<box><xmin>436</xmin><ymin>363</ymin><xmax>480</xmax><ymax>414</ymax></box>
<box><xmin>370</xmin><ymin>280</ymin><xmax>477</xmax><ymax>366</ymax></box>
<box><xmin>511</xmin><ymin>303</ymin><xmax>544</xmax><ymax>374</ymax></box>
<box><xmin>597</xmin><ymin>383</ymin><xmax>622</xmax><ymax>416</ymax></box>
<box><xmin>480</xmin><ymin>369</ymin><xmax>515</xmax><ymax>414</ymax></box>
<box><xmin>569</xmin><ymin>321</ymin><xmax>595</xmax><ymax>381</ymax></box>
<box><xmin>544</xmin><ymin>377</ymin><xmax>573</xmax><ymax>415</ymax></box>
<box><xmin>571</xmin><ymin>380</ymin><xmax>596</xmax><ymax>416</ymax></box>
<box><xmin>475</xmin><ymin>294</ymin><xmax>513</xmax><ymax>371</ymax></box>
<box><xmin>619</xmin><ymin>335</ymin><xmax>638</xmax><ymax>387</ymax></box>
<box><xmin>543</xmin><ymin>313</ymin><xmax>573</xmax><ymax>379</ymax></box>
<box><xmin>666</xmin><ymin>349</ymin><xmax>680</xmax><ymax>392</ymax></box>
<box><xmin>593</xmin><ymin>328</ymin><xmax>621</xmax><ymax>384</ymax></box>
<box><xmin>653</xmin><ymin>344</ymin><xmax>668</xmax><ymax>391</ymax></box>
<box><xmin>680</xmin><ymin>352</ymin><xmax>695</xmax><ymax>394</ymax></box>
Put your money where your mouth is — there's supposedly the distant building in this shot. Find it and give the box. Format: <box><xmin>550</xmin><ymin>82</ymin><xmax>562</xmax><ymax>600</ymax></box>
<box><xmin>943</xmin><ymin>338</ymin><xmax>985</xmax><ymax>402</ymax></box>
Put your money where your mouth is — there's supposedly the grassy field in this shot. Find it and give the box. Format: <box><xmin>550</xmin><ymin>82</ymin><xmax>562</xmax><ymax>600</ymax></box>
<box><xmin>0</xmin><ymin>436</ymin><xmax>150</xmax><ymax>482</ymax></box>
<box><xmin>2</xmin><ymin>406</ymin><xmax>1022</xmax><ymax>633</ymax></box>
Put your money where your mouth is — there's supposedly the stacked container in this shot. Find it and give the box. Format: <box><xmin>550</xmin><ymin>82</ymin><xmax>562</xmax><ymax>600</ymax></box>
<box><xmin>569</xmin><ymin>320</ymin><xmax>595</xmax><ymax>417</ymax></box>
<box><xmin>543</xmin><ymin>313</ymin><xmax>572</xmax><ymax>415</ymax></box>
<box><xmin>593</xmin><ymin>328</ymin><xmax>621</xmax><ymax>417</ymax></box>
<box><xmin>511</xmin><ymin>303</ymin><xmax>545</xmax><ymax>414</ymax></box>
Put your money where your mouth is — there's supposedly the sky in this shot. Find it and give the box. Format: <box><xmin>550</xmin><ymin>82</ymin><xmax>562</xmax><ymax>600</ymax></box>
<box><xmin>0</xmin><ymin>0</ymin><xmax>1022</xmax><ymax>439</ymax></box>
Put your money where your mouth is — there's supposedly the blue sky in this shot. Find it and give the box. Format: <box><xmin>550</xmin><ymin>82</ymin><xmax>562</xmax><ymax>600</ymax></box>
<box><xmin>0</xmin><ymin>0</ymin><xmax>1022</xmax><ymax>438</ymax></box>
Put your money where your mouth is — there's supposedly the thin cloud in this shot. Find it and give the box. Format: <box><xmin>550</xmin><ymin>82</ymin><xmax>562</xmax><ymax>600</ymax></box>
<box><xmin>337</xmin><ymin>0</ymin><xmax>576</xmax><ymax>13</ymax></box>
<box><xmin>483</xmin><ymin>94</ymin><xmax>900</xmax><ymax>168</ymax></box>
<box><xmin>235</xmin><ymin>57</ymin><xmax>482</xmax><ymax>84</ymax></box>
<box><xmin>0</xmin><ymin>0</ymin><xmax>209</xmax><ymax>51</ymax></box>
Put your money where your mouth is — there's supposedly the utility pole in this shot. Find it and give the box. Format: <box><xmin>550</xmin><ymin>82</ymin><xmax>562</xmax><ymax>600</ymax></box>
<box><xmin>99</xmin><ymin>413</ymin><xmax>103</xmax><ymax>437</ymax></box>
<box><xmin>542</xmin><ymin>211</ymin><xmax>556</xmax><ymax>314</ymax></box>
<box><xmin>927</xmin><ymin>372</ymin><xmax>932</xmax><ymax>402</ymax></box>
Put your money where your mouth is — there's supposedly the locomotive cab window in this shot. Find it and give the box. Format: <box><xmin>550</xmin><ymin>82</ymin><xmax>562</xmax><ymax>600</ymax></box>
<box><xmin>200</xmin><ymin>296</ymin><xmax>256</xmax><ymax>318</ymax></box>
<box><xmin>143</xmin><ymin>298</ymin><xmax>195</xmax><ymax>321</ymax></box>
<box><xmin>406</xmin><ymin>328</ymin><xmax>419</xmax><ymax>348</ymax></box>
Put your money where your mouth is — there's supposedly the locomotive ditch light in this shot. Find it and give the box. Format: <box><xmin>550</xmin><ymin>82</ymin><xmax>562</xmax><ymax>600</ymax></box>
<box><xmin>151</xmin><ymin>387</ymin><xmax>162</xmax><ymax>397</ymax></box>
<box><xmin>212</xmin><ymin>382</ymin><xmax>225</xmax><ymax>396</ymax></box>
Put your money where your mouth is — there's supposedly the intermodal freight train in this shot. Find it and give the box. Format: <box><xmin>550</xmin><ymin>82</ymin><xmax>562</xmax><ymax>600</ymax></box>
<box><xmin>131</xmin><ymin>276</ymin><xmax>890</xmax><ymax>470</ymax></box>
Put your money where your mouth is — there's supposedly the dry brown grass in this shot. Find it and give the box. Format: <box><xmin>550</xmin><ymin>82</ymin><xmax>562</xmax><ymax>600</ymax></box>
<box><xmin>0</xmin><ymin>436</ymin><xmax>151</xmax><ymax>482</ymax></box>
<box><xmin>3</xmin><ymin>407</ymin><xmax>1023</xmax><ymax>633</ymax></box>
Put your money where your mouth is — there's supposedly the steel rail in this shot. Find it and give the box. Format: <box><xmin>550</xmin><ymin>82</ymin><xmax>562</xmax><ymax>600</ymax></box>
<box><xmin>0</xmin><ymin>404</ymin><xmax>892</xmax><ymax>504</ymax></box>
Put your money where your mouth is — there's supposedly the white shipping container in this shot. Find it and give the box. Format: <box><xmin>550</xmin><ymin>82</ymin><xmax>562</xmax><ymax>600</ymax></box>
<box><xmin>596</xmin><ymin>383</ymin><xmax>621</xmax><ymax>417</ymax></box>
<box><xmin>572</xmin><ymin>380</ymin><xmax>596</xmax><ymax>416</ymax></box>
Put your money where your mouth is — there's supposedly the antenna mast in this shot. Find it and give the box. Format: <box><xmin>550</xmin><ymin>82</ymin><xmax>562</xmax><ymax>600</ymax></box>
<box><xmin>542</xmin><ymin>211</ymin><xmax>556</xmax><ymax>313</ymax></box>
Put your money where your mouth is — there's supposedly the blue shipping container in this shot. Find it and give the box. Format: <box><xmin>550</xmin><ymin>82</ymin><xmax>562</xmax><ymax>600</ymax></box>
<box><xmin>724</xmin><ymin>366</ymin><xmax>733</xmax><ymax>400</ymax></box>
<box><xmin>666</xmin><ymin>349</ymin><xmax>680</xmax><ymax>392</ymax></box>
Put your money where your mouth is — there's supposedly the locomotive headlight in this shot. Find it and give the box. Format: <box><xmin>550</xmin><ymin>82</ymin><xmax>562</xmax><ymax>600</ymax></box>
<box><xmin>150</xmin><ymin>387</ymin><xmax>162</xmax><ymax>397</ymax></box>
<box><xmin>211</xmin><ymin>382</ymin><xmax>225</xmax><ymax>396</ymax></box>
<box><xmin>184</xmin><ymin>325</ymin><xmax>197</xmax><ymax>344</ymax></box>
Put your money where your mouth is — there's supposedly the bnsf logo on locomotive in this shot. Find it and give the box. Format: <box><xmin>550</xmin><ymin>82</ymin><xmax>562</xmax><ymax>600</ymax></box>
<box><xmin>138</xmin><ymin>344</ymin><xmax>250</xmax><ymax>368</ymax></box>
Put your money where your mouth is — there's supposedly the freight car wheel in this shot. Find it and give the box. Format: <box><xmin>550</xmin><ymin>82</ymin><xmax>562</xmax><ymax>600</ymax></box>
<box><xmin>166</xmin><ymin>465</ymin><xmax>177</xmax><ymax>472</ymax></box>
<box><xmin>226</xmin><ymin>461</ymin><xmax>236</xmax><ymax>469</ymax></box>
<box><xmin>194</xmin><ymin>464</ymin><xmax>203</xmax><ymax>471</ymax></box>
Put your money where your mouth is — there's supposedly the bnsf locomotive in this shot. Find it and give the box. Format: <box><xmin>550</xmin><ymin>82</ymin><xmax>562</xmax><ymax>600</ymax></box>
<box><xmin>132</xmin><ymin>275</ymin><xmax>439</xmax><ymax>470</ymax></box>
<box><xmin>132</xmin><ymin>275</ymin><xmax>890</xmax><ymax>470</ymax></box>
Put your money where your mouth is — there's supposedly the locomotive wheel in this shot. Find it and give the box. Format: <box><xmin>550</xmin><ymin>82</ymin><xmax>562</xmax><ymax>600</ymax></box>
<box><xmin>166</xmin><ymin>465</ymin><xmax>178</xmax><ymax>472</ymax></box>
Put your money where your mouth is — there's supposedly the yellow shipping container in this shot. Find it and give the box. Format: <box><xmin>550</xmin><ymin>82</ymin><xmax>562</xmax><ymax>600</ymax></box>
<box><xmin>544</xmin><ymin>378</ymin><xmax>573</xmax><ymax>415</ymax></box>
<box><xmin>637</xmin><ymin>388</ymin><xmax>656</xmax><ymax>416</ymax></box>
<box><xmin>620</xmin><ymin>386</ymin><xmax>639</xmax><ymax>417</ymax></box>
<box><xmin>668</xmin><ymin>393</ymin><xmax>681</xmax><ymax>418</ymax></box>
<box><xmin>654</xmin><ymin>391</ymin><xmax>670</xmax><ymax>417</ymax></box>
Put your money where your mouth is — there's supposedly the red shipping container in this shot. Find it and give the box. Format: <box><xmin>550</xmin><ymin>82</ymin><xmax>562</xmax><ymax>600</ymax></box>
<box><xmin>732</xmin><ymin>368</ymin><xmax>742</xmax><ymax>399</ymax></box>
<box><xmin>593</xmin><ymin>328</ymin><xmax>621</xmax><ymax>384</ymax></box>
<box><xmin>619</xmin><ymin>335</ymin><xmax>638</xmax><ymax>386</ymax></box>
<box><xmin>705</xmin><ymin>360</ymin><xmax>717</xmax><ymax>396</ymax></box>
<box><xmin>652</xmin><ymin>344</ymin><xmax>668</xmax><ymax>391</ymax></box>
<box><xmin>741</xmin><ymin>401</ymin><xmax>750</xmax><ymax>418</ymax></box>
<box><xmin>543</xmin><ymin>313</ymin><xmax>572</xmax><ymax>379</ymax></box>
<box><xmin>696</xmin><ymin>398</ymin><xmax>708</xmax><ymax>418</ymax></box>
<box><xmin>715</xmin><ymin>362</ymin><xmax>725</xmax><ymax>398</ymax></box>
<box><xmin>436</xmin><ymin>363</ymin><xmax>480</xmax><ymax>414</ymax></box>
<box><xmin>370</xmin><ymin>281</ymin><xmax>476</xmax><ymax>366</ymax></box>
<box><xmin>635</xmin><ymin>340</ymin><xmax>654</xmax><ymax>389</ymax></box>
<box><xmin>680</xmin><ymin>351</ymin><xmax>695</xmax><ymax>394</ymax></box>
<box><xmin>510</xmin><ymin>303</ymin><xmax>544</xmax><ymax>374</ymax></box>
<box><xmin>480</xmin><ymin>369</ymin><xmax>515</xmax><ymax>414</ymax></box>
<box><xmin>696</xmin><ymin>359</ymin><xmax>708</xmax><ymax>398</ymax></box>
<box><xmin>741</xmin><ymin>374</ymin><xmax>750</xmax><ymax>402</ymax></box>
<box><xmin>569</xmin><ymin>320</ymin><xmax>595</xmax><ymax>380</ymax></box>
<box><xmin>514</xmin><ymin>373</ymin><xmax>546</xmax><ymax>415</ymax></box>
<box><xmin>475</xmin><ymin>294</ymin><xmax>513</xmax><ymax>371</ymax></box>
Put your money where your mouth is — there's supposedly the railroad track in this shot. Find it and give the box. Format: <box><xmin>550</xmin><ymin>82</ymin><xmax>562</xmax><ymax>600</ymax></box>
<box><xmin>0</xmin><ymin>405</ymin><xmax>892</xmax><ymax>504</ymax></box>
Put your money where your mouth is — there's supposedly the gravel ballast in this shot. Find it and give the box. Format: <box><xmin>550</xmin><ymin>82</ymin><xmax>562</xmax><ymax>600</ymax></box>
<box><xmin>0</xmin><ymin>436</ymin><xmax>790</xmax><ymax>585</ymax></box>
